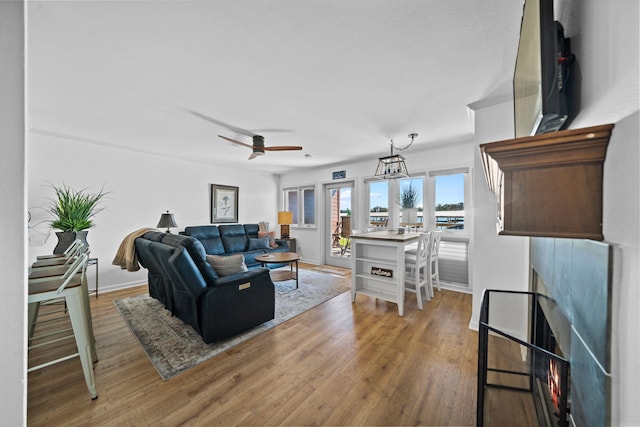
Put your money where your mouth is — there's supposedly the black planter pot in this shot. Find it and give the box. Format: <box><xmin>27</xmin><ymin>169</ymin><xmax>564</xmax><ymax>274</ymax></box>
<box><xmin>53</xmin><ymin>230</ymin><xmax>89</xmax><ymax>254</ymax></box>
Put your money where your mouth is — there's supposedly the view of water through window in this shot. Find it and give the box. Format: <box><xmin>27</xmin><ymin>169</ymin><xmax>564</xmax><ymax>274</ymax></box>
<box><xmin>435</xmin><ymin>173</ymin><xmax>464</xmax><ymax>230</ymax></box>
<box><xmin>366</xmin><ymin>174</ymin><xmax>464</xmax><ymax>230</ymax></box>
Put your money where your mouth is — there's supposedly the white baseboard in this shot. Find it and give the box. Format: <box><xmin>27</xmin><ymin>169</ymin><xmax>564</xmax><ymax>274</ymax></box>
<box><xmin>95</xmin><ymin>279</ymin><xmax>147</xmax><ymax>295</ymax></box>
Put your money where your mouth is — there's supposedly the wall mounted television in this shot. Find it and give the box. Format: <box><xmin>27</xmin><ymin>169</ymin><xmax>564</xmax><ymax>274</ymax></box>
<box><xmin>513</xmin><ymin>0</ymin><xmax>574</xmax><ymax>138</ymax></box>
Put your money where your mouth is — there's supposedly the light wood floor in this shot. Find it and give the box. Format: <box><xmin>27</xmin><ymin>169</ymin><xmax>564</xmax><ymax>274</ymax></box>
<box><xmin>28</xmin><ymin>265</ymin><xmax>478</xmax><ymax>426</ymax></box>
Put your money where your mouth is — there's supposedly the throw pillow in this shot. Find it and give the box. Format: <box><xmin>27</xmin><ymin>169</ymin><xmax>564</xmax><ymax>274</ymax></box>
<box><xmin>258</xmin><ymin>231</ymin><xmax>278</xmax><ymax>248</ymax></box>
<box><xmin>248</xmin><ymin>236</ymin><xmax>271</xmax><ymax>250</ymax></box>
<box><xmin>206</xmin><ymin>253</ymin><xmax>248</xmax><ymax>277</ymax></box>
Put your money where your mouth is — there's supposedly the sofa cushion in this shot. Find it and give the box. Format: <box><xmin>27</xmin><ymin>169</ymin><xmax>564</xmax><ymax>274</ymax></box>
<box><xmin>207</xmin><ymin>253</ymin><xmax>248</xmax><ymax>277</ymax></box>
<box><xmin>162</xmin><ymin>233</ymin><xmax>219</xmax><ymax>281</ymax></box>
<box><xmin>142</xmin><ymin>230</ymin><xmax>168</xmax><ymax>242</ymax></box>
<box><xmin>219</xmin><ymin>224</ymin><xmax>249</xmax><ymax>253</ymax></box>
<box><xmin>258</xmin><ymin>231</ymin><xmax>278</xmax><ymax>248</ymax></box>
<box><xmin>244</xmin><ymin>224</ymin><xmax>260</xmax><ymax>238</ymax></box>
<box><xmin>167</xmin><ymin>246</ymin><xmax>207</xmax><ymax>299</ymax></box>
<box><xmin>240</xmin><ymin>249</ymin><xmax>270</xmax><ymax>267</ymax></box>
<box><xmin>248</xmin><ymin>236</ymin><xmax>271</xmax><ymax>250</ymax></box>
<box><xmin>182</xmin><ymin>226</ymin><xmax>226</xmax><ymax>255</ymax></box>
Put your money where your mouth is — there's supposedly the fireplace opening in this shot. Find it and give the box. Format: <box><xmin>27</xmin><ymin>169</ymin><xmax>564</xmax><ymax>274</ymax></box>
<box><xmin>477</xmin><ymin>290</ymin><xmax>570</xmax><ymax>427</ymax></box>
<box><xmin>532</xmin><ymin>300</ymin><xmax>570</xmax><ymax>427</ymax></box>
<box><xmin>534</xmin><ymin>358</ymin><xmax>568</xmax><ymax>426</ymax></box>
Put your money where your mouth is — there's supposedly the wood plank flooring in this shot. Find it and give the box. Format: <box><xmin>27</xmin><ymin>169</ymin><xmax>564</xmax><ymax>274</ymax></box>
<box><xmin>27</xmin><ymin>265</ymin><xmax>478</xmax><ymax>426</ymax></box>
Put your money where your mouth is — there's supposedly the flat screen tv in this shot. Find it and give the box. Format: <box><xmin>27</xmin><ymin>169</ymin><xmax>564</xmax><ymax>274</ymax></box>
<box><xmin>513</xmin><ymin>0</ymin><xmax>574</xmax><ymax>138</ymax></box>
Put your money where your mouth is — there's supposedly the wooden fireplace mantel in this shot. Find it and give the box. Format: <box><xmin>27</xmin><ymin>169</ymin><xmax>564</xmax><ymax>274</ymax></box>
<box><xmin>480</xmin><ymin>124</ymin><xmax>614</xmax><ymax>240</ymax></box>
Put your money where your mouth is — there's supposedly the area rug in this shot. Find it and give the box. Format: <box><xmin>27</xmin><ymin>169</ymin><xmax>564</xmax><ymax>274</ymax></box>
<box><xmin>114</xmin><ymin>268</ymin><xmax>350</xmax><ymax>380</ymax></box>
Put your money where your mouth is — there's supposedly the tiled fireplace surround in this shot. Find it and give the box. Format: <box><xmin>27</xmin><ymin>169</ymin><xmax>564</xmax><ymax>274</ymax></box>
<box><xmin>530</xmin><ymin>237</ymin><xmax>612</xmax><ymax>427</ymax></box>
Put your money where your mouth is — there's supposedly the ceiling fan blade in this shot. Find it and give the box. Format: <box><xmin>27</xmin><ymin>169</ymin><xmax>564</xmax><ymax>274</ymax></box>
<box><xmin>218</xmin><ymin>135</ymin><xmax>254</xmax><ymax>149</ymax></box>
<box><xmin>187</xmin><ymin>110</ymin><xmax>254</xmax><ymax>136</ymax></box>
<box><xmin>263</xmin><ymin>145</ymin><xmax>303</xmax><ymax>151</ymax></box>
<box><xmin>252</xmin><ymin>129</ymin><xmax>294</xmax><ymax>134</ymax></box>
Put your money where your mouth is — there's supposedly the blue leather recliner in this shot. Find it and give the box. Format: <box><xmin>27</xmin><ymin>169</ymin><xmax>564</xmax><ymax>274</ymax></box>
<box><xmin>134</xmin><ymin>230</ymin><xmax>276</xmax><ymax>343</ymax></box>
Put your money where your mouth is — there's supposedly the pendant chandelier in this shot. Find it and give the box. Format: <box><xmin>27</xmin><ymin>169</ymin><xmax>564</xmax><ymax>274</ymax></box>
<box><xmin>375</xmin><ymin>133</ymin><xmax>418</xmax><ymax>179</ymax></box>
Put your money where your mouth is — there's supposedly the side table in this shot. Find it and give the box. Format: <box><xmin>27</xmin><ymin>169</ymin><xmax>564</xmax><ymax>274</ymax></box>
<box><xmin>276</xmin><ymin>237</ymin><xmax>296</xmax><ymax>253</ymax></box>
<box><xmin>87</xmin><ymin>257</ymin><xmax>99</xmax><ymax>298</ymax></box>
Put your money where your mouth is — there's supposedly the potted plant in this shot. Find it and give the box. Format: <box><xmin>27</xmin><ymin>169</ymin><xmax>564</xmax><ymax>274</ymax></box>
<box><xmin>400</xmin><ymin>182</ymin><xmax>421</xmax><ymax>224</ymax></box>
<box><xmin>48</xmin><ymin>184</ymin><xmax>108</xmax><ymax>253</ymax></box>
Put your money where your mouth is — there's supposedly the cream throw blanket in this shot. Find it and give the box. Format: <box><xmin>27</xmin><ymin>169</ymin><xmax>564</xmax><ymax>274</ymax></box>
<box><xmin>112</xmin><ymin>227</ymin><xmax>158</xmax><ymax>272</ymax></box>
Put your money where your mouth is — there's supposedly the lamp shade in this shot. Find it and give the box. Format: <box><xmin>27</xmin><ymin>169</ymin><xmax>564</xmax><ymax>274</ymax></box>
<box><xmin>278</xmin><ymin>211</ymin><xmax>293</xmax><ymax>225</ymax></box>
<box><xmin>157</xmin><ymin>210</ymin><xmax>178</xmax><ymax>233</ymax></box>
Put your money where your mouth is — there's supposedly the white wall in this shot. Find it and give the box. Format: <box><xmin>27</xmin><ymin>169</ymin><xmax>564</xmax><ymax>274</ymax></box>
<box><xmin>601</xmin><ymin>112</ymin><xmax>639</xmax><ymax>427</ymax></box>
<box><xmin>469</xmin><ymin>100</ymin><xmax>529</xmax><ymax>330</ymax></box>
<box><xmin>27</xmin><ymin>133</ymin><xmax>282</xmax><ymax>292</ymax></box>
<box><xmin>1</xmin><ymin>1</ymin><xmax>26</xmax><ymax>424</ymax></box>
<box><xmin>280</xmin><ymin>139</ymin><xmax>475</xmax><ymax>265</ymax></box>
<box><xmin>556</xmin><ymin>1</ymin><xmax>639</xmax><ymax>424</ymax></box>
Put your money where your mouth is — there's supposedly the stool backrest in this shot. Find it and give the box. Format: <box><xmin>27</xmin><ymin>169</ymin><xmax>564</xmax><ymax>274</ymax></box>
<box><xmin>63</xmin><ymin>239</ymin><xmax>84</xmax><ymax>257</ymax></box>
<box><xmin>430</xmin><ymin>230</ymin><xmax>442</xmax><ymax>259</ymax></box>
<box><xmin>415</xmin><ymin>232</ymin><xmax>433</xmax><ymax>267</ymax></box>
<box><xmin>55</xmin><ymin>253</ymin><xmax>89</xmax><ymax>294</ymax></box>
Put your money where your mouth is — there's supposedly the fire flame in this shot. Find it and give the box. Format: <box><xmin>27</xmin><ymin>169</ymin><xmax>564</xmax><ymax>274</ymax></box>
<box><xmin>548</xmin><ymin>359</ymin><xmax>561</xmax><ymax>410</ymax></box>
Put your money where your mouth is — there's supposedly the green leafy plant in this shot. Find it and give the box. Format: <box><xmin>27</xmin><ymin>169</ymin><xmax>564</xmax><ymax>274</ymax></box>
<box><xmin>48</xmin><ymin>184</ymin><xmax>108</xmax><ymax>231</ymax></box>
<box><xmin>400</xmin><ymin>182</ymin><xmax>421</xmax><ymax>209</ymax></box>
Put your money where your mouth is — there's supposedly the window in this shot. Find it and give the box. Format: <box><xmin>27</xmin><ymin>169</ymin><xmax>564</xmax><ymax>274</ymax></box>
<box><xmin>367</xmin><ymin>179</ymin><xmax>389</xmax><ymax>228</ymax></box>
<box><xmin>399</xmin><ymin>176</ymin><xmax>424</xmax><ymax>225</ymax></box>
<box><xmin>429</xmin><ymin>168</ymin><xmax>470</xmax><ymax>288</ymax></box>
<box><xmin>283</xmin><ymin>185</ymin><xmax>316</xmax><ymax>227</ymax></box>
<box><xmin>302</xmin><ymin>187</ymin><xmax>315</xmax><ymax>225</ymax></box>
<box><xmin>431</xmin><ymin>170</ymin><xmax>466</xmax><ymax>231</ymax></box>
<box><xmin>284</xmin><ymin>188</ymin><xmax>298</xmax><ymax>224</ymax></box>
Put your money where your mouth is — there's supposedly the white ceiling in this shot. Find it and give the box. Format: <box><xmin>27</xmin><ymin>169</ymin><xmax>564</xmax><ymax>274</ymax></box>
<box><xmin>27</xmin><ymin>0</ymin><xmax>524</xmax><ymax>174</ymax></box>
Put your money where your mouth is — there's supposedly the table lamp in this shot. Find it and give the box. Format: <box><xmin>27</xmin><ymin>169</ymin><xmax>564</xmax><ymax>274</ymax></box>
<box><xmin>157</xmin><ymin>210</ymin><xmax>178</xmax><ymax>233</ymax></box>
<box><xmin>278</xmin><ymin>211</ymin><xmax>293</xmax><ymax>238</ymax></box>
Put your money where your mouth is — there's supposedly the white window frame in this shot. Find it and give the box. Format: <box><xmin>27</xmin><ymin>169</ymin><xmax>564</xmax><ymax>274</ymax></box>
<box><xmin>428</xmin><ymin>167</ymin><xmax>470</xmax><ymax>236</ymax></box>
<box><xmin>428</xmin><ymin>167</ymin><xmax>472</xmax><ymax>290</ymax></box>
<box><xmin>364</xmin><ymin>178</ymin><xmax>390</xmax><ymax>229</ymax></box>
<box><xmin>283</xmin><ymin>185</ymin><xmax>317</xmax><ymax>228</ymax></box>
<box><xmin>397</xmin><ymin>174</ymin><xmax>426</xmax><ymax>227</ymax></box>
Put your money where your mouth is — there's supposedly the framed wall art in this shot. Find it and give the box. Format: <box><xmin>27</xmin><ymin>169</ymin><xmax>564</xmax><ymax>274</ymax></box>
<box><xmin>210</xmin><ymin>184</ymin><xmax>239</xmax><ymax>223</ymax></box>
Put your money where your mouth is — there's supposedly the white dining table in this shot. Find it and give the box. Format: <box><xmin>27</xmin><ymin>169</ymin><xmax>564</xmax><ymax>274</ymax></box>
<box><xmin>350</xmin><ymin>230</ymin><xmax>421</xmax><ymax>316</ymax></box>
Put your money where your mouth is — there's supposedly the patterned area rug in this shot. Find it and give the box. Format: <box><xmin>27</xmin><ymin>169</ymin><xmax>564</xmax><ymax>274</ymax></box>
<box><xmin>114</xmin><ymin>268</ymin><xmax>350</xmax><ymax>380</ymax></box>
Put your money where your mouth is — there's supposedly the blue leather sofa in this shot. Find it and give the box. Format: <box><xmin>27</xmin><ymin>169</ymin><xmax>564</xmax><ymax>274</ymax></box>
<box><xmin>181</xmin><ymin>224</ymin><xmax>289</xmax><ymax>268</ymax></box>
<box><xmin>134</xmin><ymin>230</ymin><xmax>276</xmax><ymax>343</ymax></box>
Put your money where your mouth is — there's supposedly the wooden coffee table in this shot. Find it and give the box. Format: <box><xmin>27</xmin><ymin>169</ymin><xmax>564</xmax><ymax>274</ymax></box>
<box><xmin>255</xmin><ymin>252</ymin><xmax>302</xmax><ymax>288</ymax></box>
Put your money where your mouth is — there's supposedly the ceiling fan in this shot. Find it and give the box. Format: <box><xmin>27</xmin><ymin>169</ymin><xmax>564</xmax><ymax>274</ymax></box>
<box><xmin>185</xmin><ymin>109</ymin><xmax>302</xmax><ymax>160</ymax></box>
<box><xmin>218</xmin><ymin>134</ymin><xmax>303</xmax><ymax>160</ymax></box>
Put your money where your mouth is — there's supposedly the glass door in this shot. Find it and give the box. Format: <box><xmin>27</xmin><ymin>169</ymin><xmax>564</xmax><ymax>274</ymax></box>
<box><xmin>325</xmin><ymin>182</ymin><xmax>353</xmax><ymax>268</ymax></box>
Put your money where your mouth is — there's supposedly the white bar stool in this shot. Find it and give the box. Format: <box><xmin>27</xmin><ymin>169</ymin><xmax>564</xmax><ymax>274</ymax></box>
<box><xmin>28</xmin><ymin>253</ymin><xmax>98</xmax><ymax>400</ymax></box>
<box><xmin>404</xmin><ymin>232</ymin><xmax>433</xmax><ymax>309</ymax></box>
